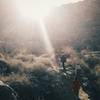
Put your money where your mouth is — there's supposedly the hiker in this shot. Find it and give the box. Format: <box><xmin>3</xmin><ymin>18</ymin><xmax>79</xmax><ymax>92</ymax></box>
<box><xmin>60</xmin><ymin>54</ymin><xmax>68</xmax><ymax>70</ymax></box>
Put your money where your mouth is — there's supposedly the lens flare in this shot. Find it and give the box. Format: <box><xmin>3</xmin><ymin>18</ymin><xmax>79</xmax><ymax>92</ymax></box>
<box><xmin>38</xmin><ymin>19</ymin><xmax>57</xmax><ymax>69</ymax></box>
<box><xmin>14</xmin><ymin>0</ymin><xmax>53</xmax><ymax>20</ymax></box>
<box><xmin>14</xmin><ymin>0</ymin><xmax>83</xmax><ymax>20</ymax></box>
<box><xmin>13</xmin><ymin>0</ymin><xmax>84</xmax><ymax>69</ymax></box>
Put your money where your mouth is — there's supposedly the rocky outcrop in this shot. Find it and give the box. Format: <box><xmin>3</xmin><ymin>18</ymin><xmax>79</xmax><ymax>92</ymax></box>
<box><xmin>0</xmin><ymin>81</ymin><xmax>17</xmax><ymax>100</ymax></box>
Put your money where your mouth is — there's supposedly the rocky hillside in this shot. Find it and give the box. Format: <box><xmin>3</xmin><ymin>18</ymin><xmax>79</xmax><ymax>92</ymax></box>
<box><xmin>46</xmin><ymin>0</ymin><xmax>100</xmax><ymax>51</ymax></box>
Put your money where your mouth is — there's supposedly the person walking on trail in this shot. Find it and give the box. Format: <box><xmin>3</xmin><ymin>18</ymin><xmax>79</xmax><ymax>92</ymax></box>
<box><xmin>60</xmin><ymin>54</ymin><xmax>68</xmax><ymax>70</ymax></box>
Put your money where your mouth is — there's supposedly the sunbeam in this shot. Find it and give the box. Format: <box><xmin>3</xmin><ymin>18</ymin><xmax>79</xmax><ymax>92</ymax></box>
<box><xmin>38</xmin><ymin>19</ymin><xmax>57</xmax><ymax>69</ymax></box>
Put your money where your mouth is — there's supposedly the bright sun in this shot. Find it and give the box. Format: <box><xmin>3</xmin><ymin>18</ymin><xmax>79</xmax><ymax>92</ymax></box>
<box><xmin>14</xmin><ymin>0</ymin><xmax>83</xmax><ymax>20</ymax></box>
<box><xmin>15</xmin><ymin>0</ymin><xmax>54</xmax><ymax>20</ymax></box>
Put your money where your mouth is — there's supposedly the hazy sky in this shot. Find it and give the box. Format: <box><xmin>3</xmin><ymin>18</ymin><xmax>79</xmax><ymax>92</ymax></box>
<box><xmin>44</xmin><ymin>0</ymin><xmax>84</xmax><ymax>6</ymax></box>
<box><xmin>13</xmin><ymin>0</ymin><xmax>84</xmax><ymax>19</ymax></box>
<box><xmin>16</xmin><ymin>0</ymin><xmax>84</xmax><ymax>6</ymax></box>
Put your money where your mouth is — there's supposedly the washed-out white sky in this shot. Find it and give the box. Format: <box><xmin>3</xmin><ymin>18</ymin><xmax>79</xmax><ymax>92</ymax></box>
<box><xmin>14</xmin><ymin>0</ymin><xmax>84</xmax><ymax>19</ymax></box>
<box><xmin>38</xmin><ymin>0</ymin><xmax>84</xmax><ymax>6</ymax></box>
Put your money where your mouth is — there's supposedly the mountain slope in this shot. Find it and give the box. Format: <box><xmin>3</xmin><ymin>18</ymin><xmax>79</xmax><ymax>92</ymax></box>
<box><xmin>46</xmin><ymin>0</ymin><xmax>100</xmax><ymax>51</ymax></box>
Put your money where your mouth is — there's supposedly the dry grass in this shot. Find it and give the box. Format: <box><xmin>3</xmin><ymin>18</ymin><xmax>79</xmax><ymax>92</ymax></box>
<box><xmin>79</xmin><ymin>88</ymin><xmax>89</xmax><ymax>100</ymax></box>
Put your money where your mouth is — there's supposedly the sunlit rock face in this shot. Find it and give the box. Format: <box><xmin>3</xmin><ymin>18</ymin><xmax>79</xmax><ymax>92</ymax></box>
<box><xmin>45</xmin><ymin>0</ymin><xmax>100</xmax><ymax>51</ymax></box>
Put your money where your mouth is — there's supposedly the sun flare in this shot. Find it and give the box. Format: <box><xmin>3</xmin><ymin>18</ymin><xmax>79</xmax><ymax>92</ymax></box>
<box><xmin>13</xmin><ymin>0</ymin><xmax>84</xmax><ymax>69</ymax></box>
<box><xmin>14</xmin><ymin>0</ymin><xmax>83</xmax><ymax>20</ymax></box>
<box><xmin>14</xmin><ymin>0</ymin><xmax>54</xmax><ymax>20</ymax></box>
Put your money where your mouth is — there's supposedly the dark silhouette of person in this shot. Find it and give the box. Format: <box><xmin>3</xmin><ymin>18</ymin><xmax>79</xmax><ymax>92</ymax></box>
<box><xmin>60</xmin><ymin>54</ymin><xmax>68</xmax><ymax>70</ymax></box>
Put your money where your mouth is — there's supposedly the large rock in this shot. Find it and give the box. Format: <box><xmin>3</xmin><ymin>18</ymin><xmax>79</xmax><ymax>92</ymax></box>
<box><xmin>0</xmin><ymin>81</ymin><xmax>17</xmax><ymax>100</ymax></box>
